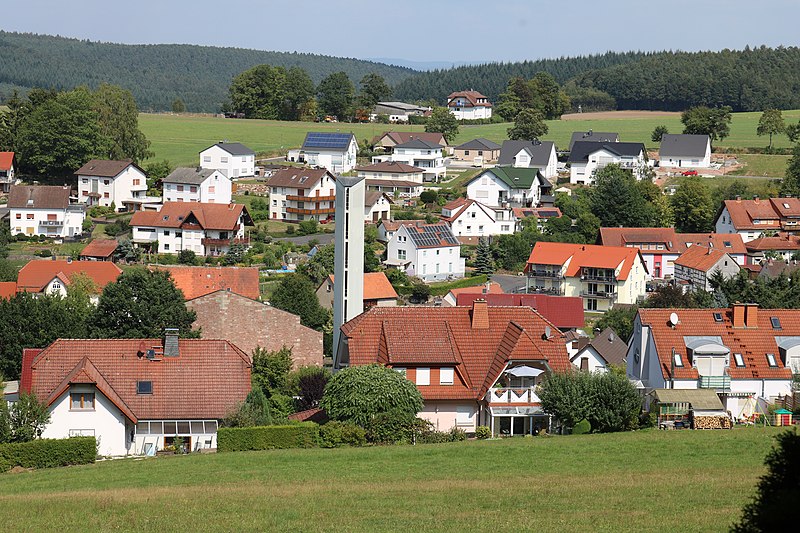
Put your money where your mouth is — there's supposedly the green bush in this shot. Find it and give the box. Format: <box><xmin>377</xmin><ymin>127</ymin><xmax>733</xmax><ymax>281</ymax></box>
<box><xmin>217</xmin><ymin>423</ymin><xmax>320</xmax><ymax>452</ymax></box>
<box><xmin>366</xmin><ymin>410</ymin><xmax>421</xmax><ymax>445</ymax></box>
<box><xmin>475</xmin><ymin>425</ymin><xmax>491</xmax><ymax>439</ymax></box>
<box><xmin>573</xmin><ymin>419</ymin><xmax>591</xmax><ymax>435</ymax></box>
<box><xmin>0</xmin><ymin>437</ymin><xmax>96</xmax><ymax>472</ymax></box>
<box><xmin>319</xmin><ymin>421</ymin><xmax>367</xmax><ymax>448</ymax></box>
<box><xmin>416</xmin><ymin>424</ymin><xmax>468</xmax><ymax>444</ymax></box>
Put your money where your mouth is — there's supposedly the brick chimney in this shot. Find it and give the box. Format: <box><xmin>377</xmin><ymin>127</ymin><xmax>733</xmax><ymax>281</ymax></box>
<box><xmin>745</xmin><ymin>304</ymin><xmax>759</xmax><ymax>329</ymax></box>
<box><xmin>732</xmin><ymin>303</ymin><xmax>746</xmax><ymax>328</ymax></box>
<box><xmin>471</xmin><ymin>299</ymin><xmax>489</xmax><ymax>329</ymax></box>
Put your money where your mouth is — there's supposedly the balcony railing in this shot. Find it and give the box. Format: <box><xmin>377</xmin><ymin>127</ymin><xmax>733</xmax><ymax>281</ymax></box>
<box><xmin>527</xmin><ymin>269</ymin><xmax>563</xmax><ymax>279</ymax></box>
<box><xmin>39</xmin><ymin>220</ymin><xmax>64</xmax><ymax>226</ymax></box>
<box><xmin>487</xmin><ymin>387</ymin><xmax>541</xmax><ymax>404</ymax></box>
<box><xmin>286</xmin><ymin>195</ymin><xmax>335</xmax><ymax>202</ymax></box>
<box><xmin>201</xmin><ymin>237</ymin><xmax>251</xmax><ymax>247</ymax></box>
<box><xmin>698</xmin><ymin>375</ymin><xmax>731</xmax><ymax>390</ymax></box>
<box><xmin>580</xmin><ymin>290</ymin><xmax>617</xmax><ymax>299</ymax></box>
<box><xmin>581</xmin><ymin>274</ymin><xmax>616</xmax><ymax>282</ymax></box>
<box><xmin>528</xmin><ymin>286</ymin><xmax>564</xmax><ymax>296</ymax></box>
<box><xmin>286</xmin><ymin>207</ymin><xmax>336</xmax><ymax>215</ymax></box>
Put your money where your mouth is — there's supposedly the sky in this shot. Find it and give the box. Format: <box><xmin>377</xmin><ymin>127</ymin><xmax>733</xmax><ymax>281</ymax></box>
<box><xmin>3</xmin><ymin>0</ymin><xmax>799</xmax><ymax>66</ymax></box>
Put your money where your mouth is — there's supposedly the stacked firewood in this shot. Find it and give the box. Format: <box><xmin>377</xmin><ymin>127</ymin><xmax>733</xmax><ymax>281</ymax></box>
<box><xmin>693</xmin><ymin>415</ymin><xmax>732</xmax><ymax>429</ymax></box>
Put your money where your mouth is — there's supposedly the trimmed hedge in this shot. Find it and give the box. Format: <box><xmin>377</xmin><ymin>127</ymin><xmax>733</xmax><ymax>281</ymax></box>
<box><xmin>217</xmin><ymin>423</ymin><xmax>320</xmax><ymax>452</ymax></box>
<box><xmin>0</xmin><ymin>437</ymin><xmax>96</xmax><ymax>473</ymax></box>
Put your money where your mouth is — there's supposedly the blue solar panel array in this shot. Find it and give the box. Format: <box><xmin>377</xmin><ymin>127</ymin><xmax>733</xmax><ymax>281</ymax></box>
<box><xmin>302</xmin><ymin>132</ymin><xmax>354</xmax><ymax>150</ymax></box>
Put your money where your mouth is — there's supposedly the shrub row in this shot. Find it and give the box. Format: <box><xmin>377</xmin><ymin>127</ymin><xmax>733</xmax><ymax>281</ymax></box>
<box><xmin>217</xmin><ymin>423</ymin><xmax>320</xmax><ymax>452</ymax></box>
<box><xmin>319</xmin><ymin>421</ymin><xmax>367</xmax><ymax>448</ymax></box>
<box><xmin>0</xmin><ymin>437</ymin><xmax>96</xmax><ymax>473</ymax></box>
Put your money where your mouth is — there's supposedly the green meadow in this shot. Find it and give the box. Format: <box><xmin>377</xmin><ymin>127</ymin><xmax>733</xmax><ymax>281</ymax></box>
<box><xmin>0</xmin><ymin>427</ymin><xmax>781</xmax><ymax>532</ymax></box>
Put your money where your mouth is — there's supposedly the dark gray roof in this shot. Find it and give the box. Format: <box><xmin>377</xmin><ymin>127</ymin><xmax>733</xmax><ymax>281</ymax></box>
<box><xmin>659</xmin><ymin>134</ymin><xmax>710</xmax><ymax>158</ymax></box>
<box><xmin>395</xmin><ymin>138</ymin><xmax>443</xmax><ymax>150</ymax></box>
<box><xmin>575</xmin><ymin>327</ymin><xmax>628</xmax><ymax>366</ymax></box>
<box><xmin>568</xmin><ymin>131</ymin><xmax>619</xmax><ymax>151</ymax></box>
<box><xmin>498</xmin><ymin>140</ymin><xmax>555</xmax><ymax>167</ymax></box>
<box><xmin>302</xmin><ymin>132</ymin><xmax>356</xmax><ymax>151</ymax></box>
<box><xmin>456</xmin><ymin>138</ymin><xmax>501</xmax><ymax>151</ymax></box>
<box><xmin>201</xmin><ymin>142</ymin><xmax>254</xmax><ymax>156</ymax></box>
<box><xmin>164</xmin><ymin>167</ymin><xmax>218</xmax><ymax>185</ymax></box>
<box><xmin>404</xmin><ymin>223</ymin><xmax>460</xmax><ymax>248</ymax></box>
<box><xmin>568</xmin><ymin>141</ymin><xmax>644</xmax><ymax>163</ymax></box>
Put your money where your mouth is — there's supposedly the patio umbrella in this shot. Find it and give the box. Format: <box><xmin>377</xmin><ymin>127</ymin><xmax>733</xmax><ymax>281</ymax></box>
<box><xmin>505</xmin><ymin>366</ymin><xmax>544</xmax><ymax>378</ymax></box>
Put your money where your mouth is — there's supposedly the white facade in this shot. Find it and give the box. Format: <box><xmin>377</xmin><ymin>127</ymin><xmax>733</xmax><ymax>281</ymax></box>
<box><xmin>200</xmin><ymin>144</ymin><xmax>255</xmax><ymax>178</ymax></box>
<box><xmin>571</xmin><ymin>346</ymin><xmax>610</xmax><ymax>374</ymax></box>
<box><xmin>675</xmin><ymin>253</ymin><xmax>740</xmax><ymax>292</ymax></box>
<box><xmin>387</xmin><ymin>225</ymin><xmax>465</xmax><ymax>282</ymax></box>
<box><xmin>659</xmin><ymin>136</ymin><xmax>712</xmax><ymax>168</ymax></box>
<box><xmin>10</xmin><ymin>205</ymin><xmax>84</xmax><ymax>238</ymax></box>
<box><xmin>301</xmin><ymin>138</ymin><xmax>358</xmax><ymax>174</ymax></box>
<box><xmin>570</xmin><ymin>147</ymin><xmax>647</xmax><ymax>185</ymax></box>
<box><xmin>375</xmin><ymin>146</ymin><xmax>446</xmax><ymax>182</ymax></box>
<box><xmin>509</xmin><ymin>145</ymin><xmax>558</xmax><ymax>179</ymax></box>
<box><xmin>269</xmin><ymin>174</ymin><xmax>336</xmax><ymax>222</ymax></box>
<box><xmin>444</xmin><ymin>201</ymin><xmax>515</xmax><ymax>238</ymax></box>
<box><xmin>450</xmin><ymin>106</ymin><xmax>492</xmax><ymax>120</ymax></box>
<box><xmin>163</xmin><ymin>170</ymin><xmax>232</xmax><ymax>204</ymax></box>
<box><xmin>715</xmin><ymin>206</ymin><xmax>762</xmax><ymax>242</ymax></box>
<box><xmin>357</xmin><ymin>168</ymin><xmax>424</xmax><ymax>184</ymax></box>
<box><xmin>365</xmin><ymin>194</ymin><xmax>392</xmax><ymax>223</ymax></box>
<box><xmin>134</xmin><ymin>223</ymin><xmax>246</xmax><ymax>256</ymax></box>
<box><xmin>78</xmin><ymin>166</ymin><xmax>148</xmax><ymax>211</ymax></box>
<box><xmin>466</xmin><ymin>169</ymin><xmax>543</xmax><ymax>207</ymax></box>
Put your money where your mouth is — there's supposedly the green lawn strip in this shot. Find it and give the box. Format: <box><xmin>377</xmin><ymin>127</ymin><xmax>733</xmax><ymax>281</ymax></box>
<box><xmin>729</xmin><ymin>154</ymin><xmax>791</xmax><ymax>177</ymax></box>
<box><xmin>0</xmin><ymin>428</ymin><xmax>778</xmax><ymax>532</ymax></box>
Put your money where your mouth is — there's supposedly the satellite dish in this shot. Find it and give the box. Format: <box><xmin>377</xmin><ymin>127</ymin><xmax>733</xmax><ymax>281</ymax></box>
<box><xmin>669</xmin><ymin>312</ymin><xmax>679</xmax><ymax>327</ymax></box>
<box><xmin>542</xmin><ymin>326</ymin><xmax>552</xmax><ymax>341</ymax></box>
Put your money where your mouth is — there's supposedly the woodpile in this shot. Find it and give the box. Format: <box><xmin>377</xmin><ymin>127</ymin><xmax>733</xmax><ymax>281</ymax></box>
<box><xmin>692</xmin><ymin>415</ymin><xmax>732</xmax><ymax>430</ymax></box>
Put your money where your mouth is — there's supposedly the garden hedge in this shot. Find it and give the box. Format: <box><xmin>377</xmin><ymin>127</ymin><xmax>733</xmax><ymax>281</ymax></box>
<box><xmin>217</xmin><ymin>423</ymin><xmax>320</xmax><ymax>452</ymax></box>
<box><xmin>0</xmin><ymin>437</ymin><xmax>96</xmax><ymax>473</ymax></box>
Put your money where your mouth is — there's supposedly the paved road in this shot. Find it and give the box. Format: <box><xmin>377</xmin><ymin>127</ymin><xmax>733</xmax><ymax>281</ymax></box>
<box><xmin>489</xmin><ymin>273</ymin><xmax>528</xmax><ymax>294</ymax></box>
<box><xmin>275</xmin><ymin>233</ymin><xmax>335</xmax><ymax>246</ymax></box>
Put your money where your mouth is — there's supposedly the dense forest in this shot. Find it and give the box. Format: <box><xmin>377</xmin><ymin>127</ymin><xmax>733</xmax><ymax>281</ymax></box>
<box><xmin>0</xmin><ymin>31</ymin><xmax>413</xmax><ymax>112</ymax></box>
<box><xmin>394</xmin><ymin>47</ymin><xmax>800</xmax><ymax>112</ymax></box>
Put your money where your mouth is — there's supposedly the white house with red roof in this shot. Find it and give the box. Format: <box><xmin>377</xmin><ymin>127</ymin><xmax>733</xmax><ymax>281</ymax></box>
<box><xmin>266</xmin><ymin>168</ymin><xmax>336</xmax><ymax>223</ymax></box>
<box><xmin>745</xmin><ymin>233</ymin><xmax>800</xmax><ymax>263</ymax></box>
<box><xmin>673</xmin><ymin>245</ymin><xmax>740</xmax><ymax>292</ymax></box>
<box><xmin>130</xmin><ymin>202</ymin><xmax>252</xmax><ymax>256</ymax></box>
<box><xmin>356</xmin><ymin>161</ymin><xmax>425</xmax><ymax>198</ymax></box>
<box><xmin>374</xmin><ymin>139</ymin><xmax>447</xmax><ymax>182</ymax></box>
<box><xmin>447</xmin><ymin>90</ymin><xmax>492</xmax><ymax>120</ymax></box>
<box><xmin>17</xmin><ymin>259</ymin><xmax>122</xmax><ymax>304</ymax></box>
<box><xmin>75</xmin><ymin>159</ymin><xmax>151</xmax><ymax>212</ymax></box>
<box><xmin>716</xmin><ymin>197</ymin><xmax>800</xmax><ymax>242</ymax></box>
<box><xmin>441</xmin><ymin>197</ymin><xmax>516</xmax><ymax>239</ymax></box>
<box><xmin>525</xmin><ymin>242</ymin><xmax>648</xmax><ymax>312</ymax></box>
<box><xmin>627</xmin><ymin>304</ymin><xmax>796</xmax><ymax>419</ymax></box>
<box><xmin>19</xmin><ymin>333</ymin><xmax>251</xmax><ymax>456</ymax></box>
<box><xmin>336</xmin><ymin>300</ymin><xmax>571</xmax><ymax>436</ymax></box>
<box><xmin>0</xmin><ymin>151</ymin><xmax>17</xmax><ymax>193</ymax></box>
<box><xmin>385</xmin><ymin>221</ymin><xmax>465</xmax><ymax>282</ymax></box>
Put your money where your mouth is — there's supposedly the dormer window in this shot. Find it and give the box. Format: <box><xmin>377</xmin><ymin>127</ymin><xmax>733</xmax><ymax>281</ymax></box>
<box><xmin>440</xmin><ymin>367</ymin><xmax>454</xmax><ymax>385</ymax></box>
<box><xmin>416</xmin><ymin>368</ymin><xmax>430</xmax><ymax>386</ymax></box>
<box><xmin>713</xmin><ymin>312</ymin><xmax>723</xmax><ymax>322</ymax></box>
<box><xmin>70</xmin><ymin>392</ymin><xmax>95</xmax><ymax>410</ymax></box>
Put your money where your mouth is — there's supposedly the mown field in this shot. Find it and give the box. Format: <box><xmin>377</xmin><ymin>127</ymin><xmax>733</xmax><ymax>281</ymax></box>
<box><xmin>0</xmin><ymin>427</ymin><xmax>781</xmax><ymax>532</ymax></box>
<box><xmin>139</xmin><ymin>110</ymin><xmax>800</xmax><ymax>167</ymax></box>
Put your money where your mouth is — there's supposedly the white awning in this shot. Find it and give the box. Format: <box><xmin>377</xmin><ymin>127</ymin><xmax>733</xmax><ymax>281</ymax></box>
<box><xmin>505</xmin><ymin>366</ymin><xmax>544</xmax><ymax>378</ymax></box>
<box><xmin>490</xmin><ymin>406</ymin><xmax>545</xmax><ymax>416</ymax></box>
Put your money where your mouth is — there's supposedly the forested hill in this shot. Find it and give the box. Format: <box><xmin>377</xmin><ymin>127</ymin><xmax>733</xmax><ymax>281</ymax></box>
<box><xmin>394</xmin><ymin>47</ymin><xmax>800</xmax><ymax>112</ymax></box>
<box><xmin>0</xmin><ymin>31</ymin><xmax>415</xmax><ymax>112</ymax></box>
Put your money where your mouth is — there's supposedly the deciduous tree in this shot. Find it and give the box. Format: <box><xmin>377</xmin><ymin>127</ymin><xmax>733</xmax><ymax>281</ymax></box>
<box><xmin>317</xmin><ymin>71</ymin><xmax>355</xmax><ymax>120</ymax></box>
<box><xmin>507</xmin><ymin>109</ymin><xmax>548</xmax><ymax>141</ymax></box>
<box><xmin>681</xmin><ymin>105</ymin><xmax>732</xmax><ymax>144</ymax></box>
<box><xmin>270</xmin><ymin>274</ymin><xmax>328</xmax><ymax>329</ymax></box>
<box><xmin>357</xmin><ymin>73</ymin><xmax>392</xmax><ymax>110</ymax></box>
<box><xmin>756</xmin><ymin>108</ymin><xmax>786</xmax><ymax>151</ymax></box>
<box><xmin>651</xmin><ymin>125</ymin><xmax>669</xmax><ymax>143</ymax></box>
<box><xmin>8</xmin><ymin>392</ymin><xmax>51</xmax><ymax>442</ymax></box>
<box><xmin>670</xmin><ymin>176</ymin><xmax>715</xmax><ymax>232</ymax></box>
<box><xmin>590</xmin><ymin>165</ymin><xmax>653</xmax><ymax>228</ymax></box>
<box><xmin>425</xmin><ymin>107</ymin><xmax>459</xmax><ymax>143</ymax></box>
<box><xmin>780</xmin><ymin>143</ymin><xmax>800</xmax><ymax>198</ymax></box>
<box><xmin>92</xmin><ymin>83</ymin><xmax>153</xmax><ymax>162</ymax></box>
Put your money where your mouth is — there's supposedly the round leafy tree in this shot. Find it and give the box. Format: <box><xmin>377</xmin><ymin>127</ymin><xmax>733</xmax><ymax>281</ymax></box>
<box><xmin>320</xmin><ymin>364</ymin><xmax>423</xmax><ymax>427</ymax></box>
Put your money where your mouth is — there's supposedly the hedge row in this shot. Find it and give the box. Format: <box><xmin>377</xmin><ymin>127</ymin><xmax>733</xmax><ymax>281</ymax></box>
<box><xmin>0</xmin><ymin>437</ymin><xmax>96</xmax><ymax>473</ymax></box>
<box><xmin>217</xmin><ymin>423</ymin><xmax>320</xmax><ymax>452</ymax></box>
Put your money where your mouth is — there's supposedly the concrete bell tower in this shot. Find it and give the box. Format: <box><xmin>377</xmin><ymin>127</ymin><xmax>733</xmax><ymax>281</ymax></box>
<box><xmin>332</xmin><ymin>176</ymin><xmax>365</xmax><ymax>368</ymax></box>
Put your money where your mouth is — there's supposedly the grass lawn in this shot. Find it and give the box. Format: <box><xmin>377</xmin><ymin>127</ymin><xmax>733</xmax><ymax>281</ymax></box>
<box><xmin>729</xmin><ymin>154</ymin><xmax>791</xmax><ymax>178</ymax></box>
<box><xmin>0</xmin><ymin>427</ymin><xmax>780</xmax><ymax>532</ymax></box>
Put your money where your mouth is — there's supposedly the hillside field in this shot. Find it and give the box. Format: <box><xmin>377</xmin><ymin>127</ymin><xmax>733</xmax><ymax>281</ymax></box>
<box><xmin>140</xmin><ymin>110</ymin><xmax>800</xmax><ymax>168</ymax></box>
<box><xmin>0</xmin><ymin>427</ymin><xmax>782</xmax><ymax>532</ymax></box>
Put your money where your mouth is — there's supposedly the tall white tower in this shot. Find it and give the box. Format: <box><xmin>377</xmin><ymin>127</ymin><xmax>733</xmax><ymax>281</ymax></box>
<box><xmin>332</xmin><ymin>176</ymin><xmax>365</xmax><ymax>368</ymax></box>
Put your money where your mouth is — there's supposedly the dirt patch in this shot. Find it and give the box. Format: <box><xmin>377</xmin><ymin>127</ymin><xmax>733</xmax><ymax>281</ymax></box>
<box><xmin>561</xmin><ymin>110</ymin><xmax>682</xmax><ymax>120</ymax></box>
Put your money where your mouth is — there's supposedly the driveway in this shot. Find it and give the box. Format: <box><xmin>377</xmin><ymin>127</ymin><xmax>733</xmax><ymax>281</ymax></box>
<box><xmin>490</xmin><ymin>273</ymin><xmax>528</xmax><ymax>293</ymax></box>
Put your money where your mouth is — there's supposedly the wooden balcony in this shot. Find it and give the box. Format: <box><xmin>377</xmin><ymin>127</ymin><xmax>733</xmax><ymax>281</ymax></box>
<box><xmin>286</xmin><ymin>207</ymin><xmax>336</xmax><ymax>215</ymax></box>
<box><xmin>286</xmin><ymin>194</ymin><xmax>335</xmax><ymax>202</ymax></box>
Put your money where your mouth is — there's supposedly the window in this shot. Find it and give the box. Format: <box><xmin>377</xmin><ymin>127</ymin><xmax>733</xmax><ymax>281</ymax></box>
<box><xmin>164</xmin><ymin>244</ymin><xmax>170</xmax><ymax>251</ymax></box>
<box><xmin>766</xmin><ymin>353</ymin><xmax>778</xmax><ymax>367</ymax></box>
<box><xmin>26</xmin><ymin>213</ymin><xmax>34</xmax><ymax>220</ymax></box>
<box><xmin>137</xmin><ymin>381</ymin><xmax>153</xmax><ymax>394</ymax></box>
<box><xmin>464</xmin><ymin>151</ymin><xmax>470</xmax><ymax>156</ymax></box>
<box><xmin>103</xmin><ymin>180</ymin><xmax>110</xmax><ymax>186</ymax></box>
<box><xmin>771</xmin><ymin>317</ymin><xmax>782</xmax><ymax>330</ymax></box>
<box><xmin>221</xmin><ymin>157</ymin><xmax>228</xmax><ymax>163</ymax></box>
<box><xmin>209</xmin><ymin>186</ymin><xmax>216</xmax><ymax>194</ymax></box>
<box><xmin>177</xmin><ymin>185</ymin><xmax>184</xmax><ymax>192</ymax></box>
<box><xmin>586</xmin><ymin>298</ymin><xmax>597</xmax><ymax>311</ymax></box>
<box><xmin>103</xmin><ymin>192</ymin><xmax>110</xmax><ymax>198</ymax></box>
<box><xmin>416</xmin><ymin>367</ymin><xmax>430</xmax><ymax>385</ymax></box>
<box><xmin>133</xmin><ymin>179</ymin><xmax>140</xmax><ymax>186</ymax></box>
<box><xmin>70</xmin><ymin>392</ymin><xmax>95</xmax><ymax>410</ymax></box>
<box><xmin>440</xmin><ymin>367</ymin><xmax>454</xmax><ymax>385</ymax></box>
<box><xmin>734</xmin><ymin>353</ymin><xmax>745</xmax><ymax>367</ymax></box>
<box><xmin>673</xmin><ymin>352</ymin><xmax>684</xmax><ymax>367</ymax></box>
<box><xmin>15</xmin><ymin>213</ymin><xmax>20</xmax><ymax>219</ymax></box>
<box><xmin>397</xmin><ymin>249</ymin><xmax>406</xmax><ymax>260</ymax></box>
<box><xmin>163</xmin><ymin>230</ymin><xmax>170</xmax><ymax>236</ymax></box>
<box><xmin>190</xmin><ymin>186</ymin><xmax>197</xmax><ymax>193</ymax></box>
<box><xmin>203</xmin><ymin>156</ymin><xmax>211</xmax><ymax>162</ymax></box>
<box><xmin>52</xmin><ymin>281</ymin><xmax>62</xmax><ymax>290</ymax></box>
<box><xmin>175</xmin><ymin>232</ymin><xmax>182</xmax><ymax>238</ymax></box>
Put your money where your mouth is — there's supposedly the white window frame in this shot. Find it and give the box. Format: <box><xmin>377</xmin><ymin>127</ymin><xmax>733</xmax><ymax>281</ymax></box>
<box><xmin>416</xmin><ymin>367</ymin><xmax>430</xmax><ymax>386</ymax></box>
<box><xmin>440</xmin><ymin>367</ymin><xmax>454</xmax><ymax>385</ymax></box>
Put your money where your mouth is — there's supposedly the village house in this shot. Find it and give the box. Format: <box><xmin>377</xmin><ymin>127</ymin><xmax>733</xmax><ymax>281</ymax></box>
<box><xmin>364</xmin><ymin>191</ymin><xmax>392</xmax><ymax>223</ymax></box>
<box><xmin>658</xmin><ymin>134</ymin><xmax>712</xmax><ymax>168</ymax></box>
<box><xmin>199</xmin><ymin>141</ymin><xmax>255</xmax><ymax>178</ymax></box>
<box><xmin>498</xmin><ymin>140</ymin><xmax>558</xmax><ymax>179</ymax></box>
<box><xmin>442</xmin><ymin>281</ymin><xmax>505</xmax><ymax>306</ymax></box>
<box><xmin>16</xmin><ymin>259</ymin><xmax>122</xmax><ymax>304</ymax></box>
<box><xmin>512</xmin><ymin>206</ymin><xmax>563</xmax><ymax>232</ymax></box>
<box><xmin>287</xmin><ymin>132</ymin><xmax>357</xmax><ymax>174</ymax></box>
<box><xmin>356</xmin><ymin>161</ymin><xmax>425</xmax><ymax>198</ymax></box>
<box><xmin>0</xmin><ymin>151</ymin><xmax>17</xmax><ymax>193</ymax></box>
<box><xmin>466</xmin><ymin>166</ymin><xmax>553</xmax><ymax>208</ymax></box>
<box><xmin>599</xmin><ymin>227</ymin><xmax>748</xmax><ymax>279</ymax></box>
<box><xmin>8</xmin><ymin>185</ymin><xmax>85</xmax><ymax>239</ymax></box>
<box><xmin>569</xmin><ymin>141</ymin><xmax>648</xmax><ymax>184</ymax></box>
<box><xmin>453</xmin><ymin>292</ymin><xmax>585</xmax><ymax>332</ymax></box>
<box><xmin>186</xmin><ymin>290</ymin><xmax>323</xmax><ymax>369</ymax></box>
<box><xmin>373</xmin><ymin>131</ymin><xmax>447</xmax><ymax>153</ymax></box>
<box><xmin>745</xmin><ymin>234</ymin><xmax>800</xmax><ymax>263</ymax></box>
<box><xmin>758</xmin><ymin>259</ymin><xmax>800</xmax><ymax>280</ymax></box>
<box><xmin>673</xmin><ymin>245</ymin><xmax>741</xmax><ymax>292</ymax></box>
<box><xmin>716</xmin><ymin>197</ymin><xmax>800</xmax><ymax>242</ymax></box>
<box><xmin>626</xmin><ymin>304</ymin><xmax>796</xmax><ymax>419</ymax></box>
<box><xmin>568</xmin><ymin>130</ymin><xmax>620</xmax><ymax>151</ymax></box>
<box><xmin>525</xmin><ymin>242</ymin><xmax>648</xmax><ymax>312</ymax></box>
<box><xmin>78</xmin><ymin>239</ymin><xmax>118</xmax><ymax>262</ymax></box>
<box><xmin>130</xmin><ymin>202</ymin><xmax>252</xmax><ymax>256</ymax></box>
<box><xmin>385</xmin><ymin>221</ymin><xmax>465</xmax><ymax>282</ymax></box>
<box><xmin>453</xmin><ymin>138</ymin><xmax>501</xmax><ymax>164</ymax></box>
<box><xmin>75</xmin><ymin>159</ymin><xmax>151</xmax><ymax>212</ymax></box>
<box><xmin>267</xmin><ymin>168</ymin><xmax>336</xmax><ymax>223</ymax></box>
<box><xmin>447</xmin><ymin>90</ymin><xmax>492</xmax><ymax>120</ymax></box>
<box><xmin>374</xmin><ymin>138</ymin><xmax>446</xmax><ymax>182</ymax></box>
<box><xmin>567</xmin><ymin>327</ymin><xmax>627</xmax><ymax>373</ymax></box>
<box><xmin>371</xmin><ymin>102</ymin><xmax>431</xmax><ymax>122</ymax></box>
<box><xmin>335</xmin><ymin>301</ymin><xmax>571</xmax><ymax>436</ymax></box>
<box><xmin>377</xmin><ymin>219</ymin><xmax>401</xmax><ymax>243</ymax></box>
<box><xmin>162</xmin><ymin>168</ymin><xmax>232</xmax><ymax>205</ymax></box>
<box><xmin>20</xmin><ymin>333</ymin><xmax>251</xmax><ymax>456</ymax></box>
<box><xmin>151</xmin><ymin>265</ymin><xmax>260</xmax><ymax>300</ymax></box>
<box><xmin>317</xmin><ymin>271</ymin><xmax>398</xmax><ymax>310</ymax></box>
<box><xmin>440</xmin><ymin>197</ymin><xmax>516</xmax><ymax>239</ymax></box>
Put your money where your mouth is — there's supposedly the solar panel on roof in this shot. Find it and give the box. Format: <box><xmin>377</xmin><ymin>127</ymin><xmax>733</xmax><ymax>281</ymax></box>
<box><xmin>538</xmin><ymin>210</ymin><xmax>559</xmax><ymax>217</ymax></box>
<box><xmin>304</xmin><ymin>132</ymin><xmax>353</xmax><ymax>150</ymax></box>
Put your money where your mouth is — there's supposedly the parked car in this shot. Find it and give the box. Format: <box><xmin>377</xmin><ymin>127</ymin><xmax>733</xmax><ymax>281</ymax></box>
<box><xmin>681</xmin><ymin>170</ymin><xmax>698</xmax><ymax>176</ymax></box>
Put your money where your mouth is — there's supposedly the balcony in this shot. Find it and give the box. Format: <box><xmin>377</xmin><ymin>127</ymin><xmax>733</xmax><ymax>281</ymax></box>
<box><xmin>201</xmin><ymin>237</ymin><xmax>251</xmax><ymax>247</ymax></box>
<box><xmin>580</xmin><ymin>290</ymin><xmax>617</xmax><ymax>300</ymax></box>
<box><xmin>286</xmin><ymin>194</ymin><xmax>335</xmax><ymax>202</ymax></box>
<box><xmin>39</xmin><ymin>220</ymin><xmax>64</xmax><ymax>227</ymax></box>
<box><xmin>699</xmin><ymin>375</ymin><xmax>731</xmax><ymax>391</ymax></box>
<box><xmin>486</xmin><ymin>387</ymin><xmax>541</xmax><ymax>404</ymax></box>
<box><xmin>580</xmin><ymin>273</ymin><xmax>616</xmax><ymax>282</ymax></box>
<box><xmin>286</xmin><ymin>207</ymin><xmax>336</xmax><ymax>215</ymax></box>
<box><xmin>527</xmin><ymin>269</ymin><xmax>563</xmax><ymax>279</ymax></box>
<box><xmin>528</xmin><ymin>286</ymin><xmax>564</xmax><ymax>296</ymax></box>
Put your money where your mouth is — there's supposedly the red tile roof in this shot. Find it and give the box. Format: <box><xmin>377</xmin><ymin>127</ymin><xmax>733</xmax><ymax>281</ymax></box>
<box><xmin>130</xmin><ymin>202</ymin><xmax>250</xmax><ymax>231</ymax></box>
<box><xmin>327</xmin><ymin>272</ymin><xmax>398</xmax><ymax>301</ymax></box>
<box><xmin>153</xmin><ymin>265</ymin><xmax>260</xmax><ymax>301</ymax></box>
<box><xmin>673</xmin><ymin>245</ymin><xmax>731</xmax><ymax>272</ymax></box>
<box><xmin>356</xmin><ymin>161</ymin><xmax>424</xmax><ymax>173</ymax></box>
<box><xmin>79</xmin><ymin>239</ymin><xmax>118</xmax><ymax>259</ymax></box>
<box><xmin>447</xmin><ymin>90</ymin><xmax>492</xmax><ymax>107</ymax></box>
<box><xmin>456</xmin><ymin>293</ymin><xmax>585</xmax><ymax>330</ymax></box>
<box><xmin>17</xmin><ymin>260</ymin><xmax>122</xmax><ymax>293</ymax></box>
<box><xmin>769</xmin><ymin>197</ymin><xmax>800</xmax><ymax>218</ymax></box>
<box><xmin>0</xmin><ymin>152</ymin><xmax>14</xmax><ymax>171</ymax></box>
<box><xmin>0</xmin><ymin>282</ymin><xmax>17</xmax><ymax>299</ymax></box>
<box><xmin>340</xmin><ymin>304</ymin><xmax>570</xmax><ymax>401</ymax></box>
<box><xmin>722</xmin><ymin>198</ymin><xmax>785</xmax><ymax>231</ymax></box>
<box><xmin>526</xmin><ymin>242</ymin><xmax>646</xmax><ymax>280</ymax></box>
<box><xmin>26</xmin><ymin>339</ymin><xmax>251</xmax><ymax>421</ymax></box>
<box><xmin>599</xmin><ymin>227</ymin><xmax>747</xmax><ymax>255</ymax></box>
<box><xmin>745</xmin><ymin>234</ymin><xmax>800</xmax><ymax>252</ymax></box>
<box><xmin>637</xmin><ymin>307</ymin><xmax>795</xmax><ymax>381</ymax></box>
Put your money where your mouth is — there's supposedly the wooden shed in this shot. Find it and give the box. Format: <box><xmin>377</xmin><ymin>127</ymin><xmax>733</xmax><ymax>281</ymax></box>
<box><xmin>650</xmin><ymin>389</ymin><xmax>731</xmax><ymax>430</ymax></box>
